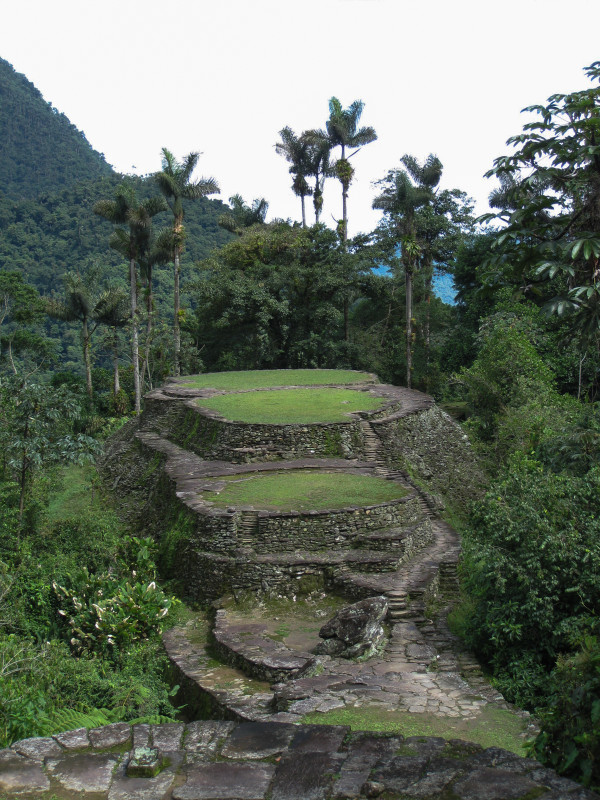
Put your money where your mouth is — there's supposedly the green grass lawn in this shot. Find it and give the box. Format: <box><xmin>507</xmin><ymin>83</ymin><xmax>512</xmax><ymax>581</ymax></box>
<box><xmin>302</xmin><ymin>705</ymin><xmax>529</xmax><ymax>756</ymax></box>
<box><xmin>182</xmin><ymin>369</ymin><xmax>374</xmax><ymax>390</ymax></box>
<box><xmin>196</xmin><ymin>388</ymin><xmax>383</xmax><ymax>423</ymax></box>
<box><xmin>206</xmin><ymin>470</ymin><xmax>407</xmax><ymax>510</ymax></box>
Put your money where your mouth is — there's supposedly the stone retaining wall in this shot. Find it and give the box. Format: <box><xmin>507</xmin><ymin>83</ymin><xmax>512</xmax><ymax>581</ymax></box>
<box><xmin>252</xmin><ymin>495</ymin><xmax>426</xmax><ymax>553</ymax></box>
<box><xmin>374</xmin><ymin>405</ymin><xmax>486</xmax><ymax>506</ymax></box>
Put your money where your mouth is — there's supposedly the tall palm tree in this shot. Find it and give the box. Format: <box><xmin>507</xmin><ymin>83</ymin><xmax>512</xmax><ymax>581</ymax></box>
<box><xmin>218</xmin><ymin>194</ymin><xmax>269</xmax><ymax>235</ymax></box>
<box><xmin>373</xmin><ymin>154</ymin><xmax>442</xmax><ymax>388</ymax></box>
<box><xmin>94</xmin><ymin>185</ymin><xmax>166</xmax><ymax>411</ymax></box>
<box><xmin>46</xmin><ymin>269</ymin><xmax>127</xmax><ymax>401</ymax></box>
<box><xmin>139</xmin><ymin>227</ymin><xmax>173</xmax><ymax>392</ymax></box>
<box><xmin>154</xmin><ymin>148</ymin><xmax>220</xmax><ymax>376</ymax></box>
<box><xmin>308</xmin><ymin>98</ymin><xmax>377</xmax><ymax>244</ymax></box>
<box><xmin>275</xmin><ymin>127</ymin><xmax>313</xmax><ymax>228</ymax></box>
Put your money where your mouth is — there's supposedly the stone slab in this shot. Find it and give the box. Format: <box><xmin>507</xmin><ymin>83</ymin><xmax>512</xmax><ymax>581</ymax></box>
<box><xmin>270</xmin><ymin>752</ymin><xmax>345</xmax><ymax>800</ymax></box>
<box><xmin>151</xmin><ymin>723</ymin><xmax>185</xmax><ymax>752</ymax></box>
<box><xmin>453</xmin><ymin>767</ymin><xmax>542</xmax><ymax>800</ymax></box>
<box><xmin>132</xmin><ymin>724</ymin><xmax>152</xmax><ymax>749</ymax></box>
<box><xmin>184</xmin><ymin>720</ymin><xmax>236</xmax><ymax>760</ymax></box>
<box><xmin>289</xmin><ymin>724</ymin><xmax>349</xmax><ymax>753</ymax></box>
<box><xmin>173</xmin><ymin>762</ymin><xmax>275</xmax><ymax>800</ymax></box>
<box><xmin>53</xmin><ymin>726</ymin><xmax>90</xmax><ymax>750</ymax></box>
<box><xmin>221</xmin><ymin>721</ymin><xmax>297</xmax><ymax>760</ymax></box>
<box><xmin>89</xmin><ymin>722</ymin><xmax>132</xmax><ymax>750</ymax></box>
<box><xmin>11</xmin><ymin>735</ymin><xmax>64</xmax><ymax>760</ymax></box>
<box><xmin>46</xmin><ymin>752</ymin><xmax>121</xmax><ymax>794</ymax></box>
<box><xmin>0</xmin><ymin>750</ymin><xmax>50</xmax><ymax>794</ymax></box>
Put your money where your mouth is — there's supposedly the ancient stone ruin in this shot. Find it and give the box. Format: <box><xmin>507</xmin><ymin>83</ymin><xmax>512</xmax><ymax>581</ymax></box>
<box><xmin>4</xmin><ymin>371</ymin><xmax>597</xmax><ymax>798</ymax></box>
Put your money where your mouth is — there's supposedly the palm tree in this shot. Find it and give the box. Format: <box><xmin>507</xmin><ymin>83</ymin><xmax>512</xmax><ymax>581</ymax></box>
<box><xmin>154</xmin><ymin>148</ymin><xmax>220</xmax><ymax>376</ymax></box>
<box><xmin>275</xmin><ymin>127</ymin><xmax>313</xmax><ymax>228</ymax></box>
<box><xmin>94</xmin><ymin>286</ymin><xmax>129</xmax><ymax>399</ymax></box>
<box><xmin>218</xmin><ymin>194</ymin><xmax>269</xmax><ymax>235</ymax></box>
<box><xmin>94</xmin><ymin>185</ymin><xmax>166</xmax><ymax>411</ymax></box>
<box><xmin>139</xmin><ymin>227</ymin><xmax>173</xmax><ymax>391</ymax></box>
<box><xmin>46</xmin><ymin>269</ymin><xmax>127</xmax><ymax>401</ymax></box>
<box><xmin>308</xmin><ymin>98</ymin><xmax>377</xmax><ymax>244</ymax></box>
<box><xmin>373</xmin><ymin>154</ymin><xmax>442</xmax><ymax>388</ymax></box>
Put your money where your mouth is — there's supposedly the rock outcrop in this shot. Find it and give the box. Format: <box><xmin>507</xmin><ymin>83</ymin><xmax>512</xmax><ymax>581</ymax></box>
<box><xmin>314</xmin><ymin>596</ymin><xmax>388</xmax><ymax>658</ymax></box>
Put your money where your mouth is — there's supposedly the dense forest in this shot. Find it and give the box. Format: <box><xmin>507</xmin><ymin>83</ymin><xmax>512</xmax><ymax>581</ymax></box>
<box><xmin>1</xmin><ymin>56</ymin><xmax>599</xmax><ymax>790</ymax></box>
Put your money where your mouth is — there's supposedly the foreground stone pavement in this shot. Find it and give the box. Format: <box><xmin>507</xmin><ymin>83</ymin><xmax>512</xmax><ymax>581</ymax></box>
<box><xmin>2</xmin><ymin>720</ymin><xmax>598</xmax><ymax>799</ymax></box>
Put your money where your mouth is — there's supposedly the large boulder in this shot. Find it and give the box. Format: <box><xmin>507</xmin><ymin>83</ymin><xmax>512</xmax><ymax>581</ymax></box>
<box><xmin>313</xmin><ymin>596</ymin><xmax>388</xmax><ymax>659</ymax></box>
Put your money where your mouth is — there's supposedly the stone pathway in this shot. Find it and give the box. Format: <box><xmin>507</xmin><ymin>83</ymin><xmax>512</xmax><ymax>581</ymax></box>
<box><xmin>3</xmin><ymin>719</ymin><xmax>598</xmax><ymax>799</ymax></box>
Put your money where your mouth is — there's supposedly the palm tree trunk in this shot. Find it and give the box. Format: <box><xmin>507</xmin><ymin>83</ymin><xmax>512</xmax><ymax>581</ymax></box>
<box><xmin>141</xmin><ymin>274</ymin><xmax>154</xmax><ymax>393</ymax></box>
<box><xmin>301</xmin><ymin>195</ymin><xmax>306</xmax><ymax>228</ymax></box>
<box><xmin>82</xmin><ymin>317</ymin><xmax>93</xmax><ymax>401</ymax></box>
<box><xmin>406</xmin><ymin>267</ymin><xmax>413</xmax><ymax>389</ymax></box>
<box><xmin>112</xmin><ymin>328</ymin><xmax>120</xmax><ymax>396</ymax></box>
<box><xmin>340</xmin><ymin>144</ymin><xmax>348</xmax><ymax>246</ymax></box>
<box><xmin>173</xmin><ymin>248</ymin><xmax>181</xmax><ymax>377</ymax></box>
<box><xmin>18</xmin><ymin>417</ymin><xmax>29</xmax><ymax>525</ymax></box>
<box><xmin>130</xmin><ymin>257</ymin><xmax>141</xmax><ymax>413</ymax></box>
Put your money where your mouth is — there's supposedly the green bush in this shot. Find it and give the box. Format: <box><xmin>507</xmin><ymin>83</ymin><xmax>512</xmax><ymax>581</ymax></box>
<box><xmin>461</xmin><ymin>455</ymin><xmax>600</xmax><ymax>707</ymax></box>
<box><xmin>530</xmin><ymin>628</ymin><xmax>600</xmax><ymax>791</ymax></box>
<box><xmin>53</xmin><ymin>538</ymin><xmax>179</xmax><ymax>659</ymax></box>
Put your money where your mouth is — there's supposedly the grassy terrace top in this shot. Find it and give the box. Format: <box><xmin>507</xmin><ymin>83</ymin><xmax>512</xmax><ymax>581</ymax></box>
<box><xmin>180</xmin><ymin>369</ymin><xmax>374</xmax><ymax>390</ymax></box>
<box><xmin>196</xmin><ymin>388</ymin><xmax>384</xmax><ymax>424</ymax></box>
<box><xmin>206</xmin><ymin>470</ymin><xmax>408</xmax><ymax>511</ymax></box>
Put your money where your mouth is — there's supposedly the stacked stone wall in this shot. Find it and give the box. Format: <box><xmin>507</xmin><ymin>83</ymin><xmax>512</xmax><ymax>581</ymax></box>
<box><xmin>374</xmin><ymin>406</ymin><xmax>485</xmax><ymax>506</ymax></box>
<box><xmin>254</xmin><ymin>496</ymin><xmax>423</xmax><ymax>552</ymax></box>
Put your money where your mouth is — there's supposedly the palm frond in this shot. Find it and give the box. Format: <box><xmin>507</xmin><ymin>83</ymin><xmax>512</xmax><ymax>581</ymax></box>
<box><xmin>184</xmin><ymin>177</ymin><xmax>220</xmax><ymax>199</ymax></box>
<box><xmin>180</xmin><ymin>152</ymin><xmax>201</xmax><ymax>185</ymax></box>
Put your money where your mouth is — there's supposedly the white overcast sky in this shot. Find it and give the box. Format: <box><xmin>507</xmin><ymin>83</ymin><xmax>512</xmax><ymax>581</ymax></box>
<box><xmin>1</xmin><ymin>0</ymin><xmax>599</xmax><ymax>236</ymax></box>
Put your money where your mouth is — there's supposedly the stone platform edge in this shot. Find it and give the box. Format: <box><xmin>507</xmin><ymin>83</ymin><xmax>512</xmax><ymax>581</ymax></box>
<box><xmin>3</xmin><ymin>720</ymin><xmax>598</xmax><ymax>800</ymax></box>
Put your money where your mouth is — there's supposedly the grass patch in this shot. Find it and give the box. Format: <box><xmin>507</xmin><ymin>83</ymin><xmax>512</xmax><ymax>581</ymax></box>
<box><xmin>301</xmin><ymin>704</ymin><xmax>529</xmax><ymax>755</ymax></box>
<box><xmin>197</xmin><ymin>388</ymin><xmax>383</xmax><ymax>424</ymax></box>
<box><xmin>46</xmin><ymin>464</ymin><xmax>98</xmax><ymax>523</ymax></box>
<box><xmin>182</xmin><ymin>369</ymin><xmax>374</xmax><ymax>391</ymax></box>
<box><xmin>206</xmin><ymin>470</ymin><xmax>407</xmax><ymax>511</ymax></box>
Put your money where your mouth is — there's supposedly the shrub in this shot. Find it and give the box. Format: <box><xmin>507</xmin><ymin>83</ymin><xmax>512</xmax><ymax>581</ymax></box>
<box><xmin>461</xmin><ymin>456</ymin><xmax>600</xmax><ymax>707</ymax></box>
<box><xmin>530</xmin><ymin>628</ymin><xmax>600</xmax><ymax>791</ymax></box>
<box><xmin>53</xmin><ymin>542</ymin><xmax>179</xmax><ymax>660</ymax></box>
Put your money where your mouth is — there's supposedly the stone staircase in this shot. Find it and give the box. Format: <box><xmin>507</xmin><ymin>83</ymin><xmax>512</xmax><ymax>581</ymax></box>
<box><xmin>239</xmin><ymin>510</ymin><xmax>259</xmax><ymax>549</ymax></box>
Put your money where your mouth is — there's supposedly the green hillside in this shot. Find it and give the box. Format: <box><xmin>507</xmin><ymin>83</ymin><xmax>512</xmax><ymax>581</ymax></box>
<box><xmin>0</xmin><ymin>58</ymin><xmax>113</xmax><ymax>200</ymax></box>
<box><xmin>0</xmin><ymin>57</ymin><xmax>233</xmax><ymax>373</ymax></box>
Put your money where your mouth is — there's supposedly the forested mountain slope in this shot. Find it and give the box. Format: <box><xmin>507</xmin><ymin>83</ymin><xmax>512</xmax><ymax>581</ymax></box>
<box><xmin>0</xmin><ymin>56</ymin><xmax>232</xmax><ymax>298</ymax></box>
<box><xmin>0</xmin><ymin>57</ymin><xmax>113</xmax><ymax>200</ymax></box>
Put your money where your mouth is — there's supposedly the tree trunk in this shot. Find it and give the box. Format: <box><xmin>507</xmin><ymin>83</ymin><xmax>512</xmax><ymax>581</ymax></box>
<box><xmin>82</xmin><ymin>317</ymin><xmax>93</xmax><ymax>400</ymax></box>
<box><xmin>18</xmin><ymin>416</ymin><xmax>29</xmax><ymax>525</ymax></box>
<box><xmin>173</xmin><ymin>248</ymin><xmax>181</xmax><ymax>377</ymax></box>
<box><xmin>112</xmin><ymin>328</ymin><xmax>120</xmax><ymax>396</ymax></box>
<box><xmin>405</xmin><ymin>267</ymin><xmax>413</xmax><ymax>389</ymax></box>
<box><xmin>140</xmin><ymin>271</ymin><xmax>154</xmax><ymax>393</ymax></box>
<box><xmin>130</xmin><ymin>257</ymin><xmax>141</xmax><ymax>413</ymax></box>
<box><xmin>424</xmin><ymin>263</ymin><xmax>433</xmax><ymax>391</ymax></box>
<box><xmin>340</xmin><ymin>144</ymin><xmax>348</xmax><ymax>245</ymax></box>
<box><xmin>301</xmin><ymin>194</ymin><xmax>306</xmax><ymax>228</ymax></box>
